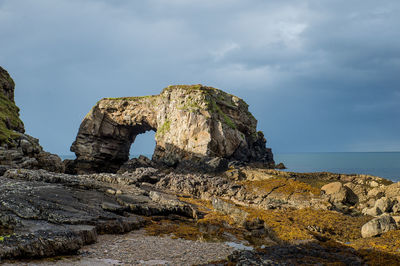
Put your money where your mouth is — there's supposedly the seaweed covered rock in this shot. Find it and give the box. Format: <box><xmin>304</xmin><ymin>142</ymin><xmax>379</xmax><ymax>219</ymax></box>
<box><xmin>0</xmin><ymin>66</ymin><xmax>64</xmax><ymax>173</ymax></box>
<box><xmin>70</xmin><ymin>85</ymin><xmax>274</xmax><ymax>173</ymax></box>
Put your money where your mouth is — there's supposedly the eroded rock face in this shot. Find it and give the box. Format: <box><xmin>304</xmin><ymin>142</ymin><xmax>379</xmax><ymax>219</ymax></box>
<box><xmin>0</xmin><ymin>66</ymin><xmax>64</xmax><ymax>172</ymax></box>
<box><xmin>70</xmin><ymin>85</ymin><xmax>274</xmax><ymax>173</ymax></box>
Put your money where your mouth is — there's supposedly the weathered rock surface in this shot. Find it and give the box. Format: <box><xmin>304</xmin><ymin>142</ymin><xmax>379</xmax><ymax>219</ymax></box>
<box><xmin>0</xmin><ymin>66</ymin><xmax>64</xmax><ymax>172</ymax></box>
<box><xmin>321</xmin><ymin>181</ymin><xmax>358</xmax><ymax>205</ymax></box>
<box><xmin>70</xmin><ymin>85</ymin><xmax>274</xmax><ymax>173</ymax></box>
<box><xmin>0</xmin><ymin>167</ymin><xmax>207</xmax><ymax>260</ymax></box>
<box><xmin>361</xmin><ymin>215</ymin><xmax>397</xmax><ymax>238</ymax></box>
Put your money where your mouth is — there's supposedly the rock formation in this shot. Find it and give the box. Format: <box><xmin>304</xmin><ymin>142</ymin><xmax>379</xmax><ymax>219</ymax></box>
<box><xmin>0</xmin><ymin>66</ymin><xmax>64</xmax><ymax>172</ymax></box>
<box><xmin>70</xmin><ymin>85</ymin><xmax>274</xmax><ymax>173</ymax></box>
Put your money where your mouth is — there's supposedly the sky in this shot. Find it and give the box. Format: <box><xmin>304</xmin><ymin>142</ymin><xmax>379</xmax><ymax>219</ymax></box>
<box><xmin>0</xmin><ymin>0</ymin><xmax>399</xmax><ymax>155</ymax></box>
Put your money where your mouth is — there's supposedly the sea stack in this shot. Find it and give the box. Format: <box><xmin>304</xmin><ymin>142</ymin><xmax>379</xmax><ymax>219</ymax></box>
<box><xmin>70</xmin><ymin>85</ymin><xmax>274</xmax><ymax>173</ymax></box>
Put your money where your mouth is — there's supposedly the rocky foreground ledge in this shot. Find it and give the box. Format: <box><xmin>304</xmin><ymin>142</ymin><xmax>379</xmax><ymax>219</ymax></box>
<box><xmin>1</xmin><ymin>163</ymin><xmax>400</xmax><ymax>264</ymax></box>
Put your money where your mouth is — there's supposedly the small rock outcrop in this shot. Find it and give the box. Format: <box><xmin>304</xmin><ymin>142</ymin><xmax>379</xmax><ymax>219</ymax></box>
<box><xmin>0</xmin><ymin>67</ymin><xmax>64</xmax><ymax>172</ymax></box>
<box><xmin>70</xmin><ymin>85</ymin><xmax>274</xmax><ymax>173</ymax></box>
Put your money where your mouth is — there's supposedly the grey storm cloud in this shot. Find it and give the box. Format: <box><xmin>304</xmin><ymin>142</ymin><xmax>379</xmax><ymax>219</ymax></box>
<box><xmin>0</xmin><ymin>0</ymin><xmax>399</xmax><ymax>154</ymax></box>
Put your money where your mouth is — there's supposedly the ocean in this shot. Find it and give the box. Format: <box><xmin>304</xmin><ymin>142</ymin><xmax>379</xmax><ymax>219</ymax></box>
<box><xmin>274</xmin><ymin>152</ymin><xmax>400</xmax><ymax>182</ymax></box>
<box><xmin>60</xmin><ymin>152</ymin><xmax>400</xmax><ymax>182</ymax></box>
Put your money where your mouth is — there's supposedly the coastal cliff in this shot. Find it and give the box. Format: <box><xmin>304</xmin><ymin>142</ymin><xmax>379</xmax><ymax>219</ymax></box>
<box><xmin>70</xmin><ymin>85</ymin><xmax>274</xmax><ymax>173</ymax></box>
<box><xmin>0</xmin><ymin>66</ymin><xmax>64</xmax><ymax>172</ymax></box>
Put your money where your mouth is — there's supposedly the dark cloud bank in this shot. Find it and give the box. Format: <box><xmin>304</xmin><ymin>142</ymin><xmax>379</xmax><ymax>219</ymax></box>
<box><xmin>0</xmin><ymin>0</ymin><xmax>399</xmax><ymax>155</ymax></box>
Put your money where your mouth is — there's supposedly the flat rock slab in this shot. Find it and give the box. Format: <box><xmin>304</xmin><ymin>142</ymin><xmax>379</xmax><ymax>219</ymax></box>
<box><xmin>0</xmin><ymin>169</ymin><xmax>198</xmax><ymax>260</ymax></box>
<box><xmin>0</xmin><ymin>175</ymin><xmax>145</xmax><ymax>260</ymax></box>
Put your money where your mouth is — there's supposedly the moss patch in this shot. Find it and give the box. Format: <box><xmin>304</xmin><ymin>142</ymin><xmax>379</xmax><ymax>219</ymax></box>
<box><xmin>349</xmin><ymin>229</ymin><xmax>400</xmax><ymax>256</ymax></box>
<box><xmin>178</xmin><ymin>96</ymin><xmax>203</xmax><ymax>112</ymax></box>
<box><xmin>104</xmin><ymin>95</ymin><xmax>157</xmax><ymax>101</ymax></box>
<box><xmin>0</xmin><ymin>93</ymin><xmax>23</xmax><ymax>144</ymax></box>
<box><xmin>244</xmin><ymin>207</ymin><xmax>370</xmax><ymax>242</ymax></box>
<box><xmin>211</xmin><ymin>100</ymin><xmax>236</xmax><ymax>129</ymax></box>
<box><xmin>240</xmin><ymin>177</ymin><xmax>321</xmax><ymax>197</ymax></box>
<box><xmin>179</xmin><ymin>196</ymin><xmax>369</xmax><ymax>243</ymax></box>
<box><xmin>156</xmin><ymin>120</ymin><xmax>171</xmax><ymax>137</ymax></box>
<box><xmin>162</xmin><ymin>84</ymin><xmax>218</xmax><ymax>96</ymax></box>
<box><xmin>145</xmin><ymin>195</ymin><xmax>400</xmax><ymax>264</ymax></box>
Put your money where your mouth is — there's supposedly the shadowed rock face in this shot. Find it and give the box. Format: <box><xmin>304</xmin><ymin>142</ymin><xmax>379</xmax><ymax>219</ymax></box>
<box><xmin>70</xmin><ymin>85</ymin><xmax>274</xmax><ymax>173</ymax></box>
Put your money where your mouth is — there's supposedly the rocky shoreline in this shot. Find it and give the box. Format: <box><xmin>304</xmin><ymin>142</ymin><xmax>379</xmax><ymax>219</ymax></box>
<box><xmin>2</xmin><ymin>164</ymin><xmax>400</xmax><ymax>264</ymax></box>
<box><xmin>1</xmin><ymin>66</ymin><xmax>400</xmax><ymax>265</ymax></box>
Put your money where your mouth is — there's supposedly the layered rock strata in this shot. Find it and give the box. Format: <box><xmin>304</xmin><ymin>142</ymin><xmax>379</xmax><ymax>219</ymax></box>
<box><xmin>70</xmin><ymin>85</ymin><xmax>274</xmax><ymax>173</ymax></box>
<box><xmin>0</xmin><ymin>66</ymin><xmax>64</xmax><ymax>172</ymax></box>
<box><xmin>0</xmin><ymin>168</ymin><xmax>200</xmax><ymax>260</ymax></box>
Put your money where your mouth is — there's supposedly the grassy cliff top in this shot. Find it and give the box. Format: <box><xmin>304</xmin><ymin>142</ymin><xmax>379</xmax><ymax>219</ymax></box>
<box><xmin>0</xmin><ymin>75</ymin><xmax>23</xmax><ymax>144</ymax></box>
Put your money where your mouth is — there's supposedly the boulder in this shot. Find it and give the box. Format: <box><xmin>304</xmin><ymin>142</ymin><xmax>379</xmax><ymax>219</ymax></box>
<box><xmin>367</xmin><ymin>187</ymin><xmax>385</xmax><ymax>199</ymax></box>
<box><xmin>362</xmin><ymin>206</ymin><xmax>382</xmax><ymax>217</ymax></box>
<box><xmin>275</xmin><ymin>162</ymin><xmax>286</xmax><ymax>169</ymax></box>
<box><xmin>392</xmin><ymin>200</ymin><xmax>400</xmax><ymax>214</ymax></box>
<box><xmin>344</xmin><ymin>182</ymin><xmax>368</xmax><ymax>203</ymax></box>
<box><xmin>374</xmin><ymin>197</ymin><xmax>393</xmax><ymax>213</ymax></box>
<box><xmin>385</xmin><ymin>182</ymin><xmax>400</xmax><ymax>199</ymax></box>
<box><xmin>361</xmin><ymin>215</ymin><xmax>397</xmax><ymax>238</ymax></box>
<box><xmin>70</xmin><ymin>85</ymin><xmax>274</xmax><ymax>173</ymax></box>
<box><xmin>321</xmin><ymin>182</ymin><xmax>357</xmax><ymax>205</ymax></box>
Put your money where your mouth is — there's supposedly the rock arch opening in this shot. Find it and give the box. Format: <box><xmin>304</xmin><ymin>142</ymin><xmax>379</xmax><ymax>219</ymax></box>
<box><xmin>129</xmin><ymin>130</ymin><xmax>156</xmax><ymax>159</ymax></box>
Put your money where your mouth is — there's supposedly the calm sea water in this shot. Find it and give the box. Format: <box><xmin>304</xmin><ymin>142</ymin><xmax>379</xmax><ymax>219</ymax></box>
<box><xmin>61</xmin><ymin>152</ymin><xmax>400</xmax><ymax>182</ymax></box>
<box><xmin>274</xmin><ymin>152</ymin><xmax>400</xmax><ymax>182</ymax></box>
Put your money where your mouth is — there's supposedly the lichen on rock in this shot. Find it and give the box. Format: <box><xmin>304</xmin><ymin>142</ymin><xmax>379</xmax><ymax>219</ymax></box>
<box><xmin>70</xmin><ymin>84</ymin><xmax>274</xmax><ymax>173</ymax></box>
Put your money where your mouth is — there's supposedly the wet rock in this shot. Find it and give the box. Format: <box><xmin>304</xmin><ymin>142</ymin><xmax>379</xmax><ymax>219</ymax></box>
<box><xmin>361</xmin><ymin>215</ymin><xmax>397</xmax><ymax>238</ymax></box>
